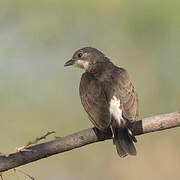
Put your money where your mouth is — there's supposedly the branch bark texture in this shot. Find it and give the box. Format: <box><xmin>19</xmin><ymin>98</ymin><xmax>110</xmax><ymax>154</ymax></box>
<box><xmin>0</xmin><ymin>111</ymin><xmax>180</xmax><ymax>172</ymax></box>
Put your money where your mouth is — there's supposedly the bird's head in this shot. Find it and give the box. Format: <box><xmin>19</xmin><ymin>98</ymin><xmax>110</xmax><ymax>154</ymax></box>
<box><xmin>64</xmin><ymin>47</ymin><xmax>106</xmax><ymax>72</ymax></box>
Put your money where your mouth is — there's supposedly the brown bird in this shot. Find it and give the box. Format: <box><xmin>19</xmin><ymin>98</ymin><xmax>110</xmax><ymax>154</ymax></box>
<box><xmin>64</xmin><ymin>47</ymin><xmax>138</xmax><ymax>157</ymax></box>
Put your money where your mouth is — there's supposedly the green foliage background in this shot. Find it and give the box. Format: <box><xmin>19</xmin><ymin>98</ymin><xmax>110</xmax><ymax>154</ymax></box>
<box><xmin>0</xmin><ymin>0</ymin><xmax>180</xmax><ymax>179</ymax></box>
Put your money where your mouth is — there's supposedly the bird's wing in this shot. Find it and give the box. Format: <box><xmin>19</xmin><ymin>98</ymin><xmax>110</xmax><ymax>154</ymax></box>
<box><xmin>114</xmin><ymin>68</ymin><xmax>138</xmax><ymax>122</ymax></box>
<box><xmin>79</xmin><ymin>73</ymin><xmax>111</xmax><ymax>131</ymax></box>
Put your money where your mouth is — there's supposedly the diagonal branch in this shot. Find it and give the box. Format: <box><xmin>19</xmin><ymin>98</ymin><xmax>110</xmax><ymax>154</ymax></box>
<box><xmin>0</xmin><ymin>111</ymin><xmax>180</xmax><ymax>172</ymax></box>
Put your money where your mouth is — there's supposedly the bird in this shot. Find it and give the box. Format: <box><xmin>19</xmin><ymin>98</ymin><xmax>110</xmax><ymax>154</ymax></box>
<box><xmin>64</xmin><ymin>47</ymin><xmax>138</xmax><ymax>157</ymax></box>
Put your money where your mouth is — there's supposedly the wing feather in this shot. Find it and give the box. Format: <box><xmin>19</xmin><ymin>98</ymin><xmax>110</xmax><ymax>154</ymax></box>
<box><xmin>79</xmin><ymin>72</ymin><xmax>111</xmax><ymax>130</ymax></box>
<box><xmin>113</xmin><ymin>68</ymin><xmax>138</xmax><ymax>122</ymax></box>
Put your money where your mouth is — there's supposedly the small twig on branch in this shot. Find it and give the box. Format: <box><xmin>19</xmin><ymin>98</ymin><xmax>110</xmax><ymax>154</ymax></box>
<box><xmin>15</xmin><ymin>131</ymin><xmax>55</xmax><ymax>153</ymax></box>
<box><xmin>26</xmin><ymin>131</ymin><xmax>55</xmax><ymax>147</ymax></box>
<box><xmin>0</xmin><ymin>173</ymin><xmax>3</xmax><ymax>180</ymax></box>
<box><xmin>14</xmin><ymin>169</ymin><xmax>36</xmax><ymax>180</ymax></box>
<box><xmin>0</xmin><ymin>111</ymin><xmax>180</xmax><ymax>173</ymax></box>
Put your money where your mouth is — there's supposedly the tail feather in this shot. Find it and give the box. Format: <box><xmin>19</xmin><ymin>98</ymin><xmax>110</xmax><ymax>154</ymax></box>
<box><xmin>112</xmin><ymin>127</ymin><xmax>136</xmax><ymax>157</ymax></box>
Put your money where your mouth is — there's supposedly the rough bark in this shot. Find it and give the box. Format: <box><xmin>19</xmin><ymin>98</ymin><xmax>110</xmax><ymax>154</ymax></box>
<box><xmin>0</xmin><ymin>111</ymin><xmax>180</xmax><ymax>172</ymax></box>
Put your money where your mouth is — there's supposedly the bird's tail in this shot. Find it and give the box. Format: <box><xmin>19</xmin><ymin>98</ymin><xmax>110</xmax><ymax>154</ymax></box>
<box><xmin>112</xmin><ymin>126</ymin><xmax>137</xmax><ymax>157</ymax></box>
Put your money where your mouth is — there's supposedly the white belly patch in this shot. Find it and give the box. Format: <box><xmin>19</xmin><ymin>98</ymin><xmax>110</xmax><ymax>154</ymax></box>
<box><xmin>110</xmin><ymin>96</ymin><xmax>125</xmax><ymax>126</ymax></box>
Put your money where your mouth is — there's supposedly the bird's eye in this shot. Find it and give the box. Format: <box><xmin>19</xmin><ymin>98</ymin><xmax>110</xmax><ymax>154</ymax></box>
<box><xmin>78</xmin><ymin>53</ymin><xmax>83</xmax><ymax>58</ymax></box>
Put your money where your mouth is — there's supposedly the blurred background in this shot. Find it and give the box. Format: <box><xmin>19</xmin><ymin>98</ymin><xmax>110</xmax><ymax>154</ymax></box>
<box><xmin>0</xmin><ymin>0</ymin><xmax>180</xmax><ymax>179</ymax></box>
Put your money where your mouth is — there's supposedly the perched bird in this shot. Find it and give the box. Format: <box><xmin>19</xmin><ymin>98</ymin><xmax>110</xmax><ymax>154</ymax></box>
<box><xmin>64</xmin><ymin>47</ymin><xmax>138</xmax><ymax>157</ymax></box>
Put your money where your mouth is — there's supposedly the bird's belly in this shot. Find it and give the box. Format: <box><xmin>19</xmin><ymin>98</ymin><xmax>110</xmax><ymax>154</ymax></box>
<box><xmin>110</xmin><ymin>96</ymin><xmax>126</xmax><ymax>127</ymax></box>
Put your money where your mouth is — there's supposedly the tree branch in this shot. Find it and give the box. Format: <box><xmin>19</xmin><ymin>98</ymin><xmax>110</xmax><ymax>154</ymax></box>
<box><xmin>0</xmin><ymin>111</ymin><xmax>180</xmax><ymax>172</ymax></box>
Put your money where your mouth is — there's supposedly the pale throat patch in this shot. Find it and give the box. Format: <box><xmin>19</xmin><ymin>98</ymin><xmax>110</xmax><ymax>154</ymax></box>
<box><xmin>75</xmin><ymin>60</ymin><xmax>89</xmax><ymax>70</ymax></box>
<box><xmin>110</xmin><ymin>96</ymin><xmax>125</xmax><ymax>127</ymax></box>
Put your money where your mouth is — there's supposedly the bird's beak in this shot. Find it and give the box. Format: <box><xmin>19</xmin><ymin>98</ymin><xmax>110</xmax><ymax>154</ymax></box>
<box><xmin>64</xmin><ymin>59</ymin><xmax>74</xmax><ymax>67</ymax></box>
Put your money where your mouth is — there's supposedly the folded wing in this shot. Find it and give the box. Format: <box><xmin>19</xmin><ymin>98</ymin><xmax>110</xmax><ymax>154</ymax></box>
<box><xmin>79</xmin><ymin>72</ymin><xmax>111</xmax><ymax>131</ymax></box>
<box><xmin>113</xmin><ymin>68</ymin><xmax>138</xmax><ymax>122</ymax></box>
